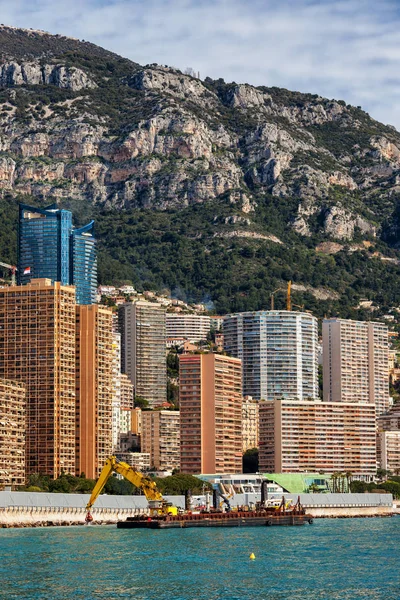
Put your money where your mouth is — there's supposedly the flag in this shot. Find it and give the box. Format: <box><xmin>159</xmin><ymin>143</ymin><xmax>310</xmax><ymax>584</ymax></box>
<box><xmin>23</xmin><ymin>267</ymin><xmax>31</xmax><ymax>275</ymax></box>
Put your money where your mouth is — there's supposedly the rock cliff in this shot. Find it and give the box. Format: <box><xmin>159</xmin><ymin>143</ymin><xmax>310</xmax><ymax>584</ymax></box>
<box><xmin>1</xmin><ymin>25</ymin><xmax>400</xmax><ymax>314</ymax></box>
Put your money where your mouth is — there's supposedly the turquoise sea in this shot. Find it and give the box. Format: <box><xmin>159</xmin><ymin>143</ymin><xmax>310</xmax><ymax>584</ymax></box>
<box><xmin>0</xmin><ymin>517</ymin><xmax>399</xmax><ymax>600</ymax></box>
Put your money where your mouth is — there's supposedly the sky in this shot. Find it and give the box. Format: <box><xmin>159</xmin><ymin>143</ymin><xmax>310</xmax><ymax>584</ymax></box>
<box><xmin>1</xmin><ymin>0</ymin><xmax>400</xmax><ymax>128</ymax></box>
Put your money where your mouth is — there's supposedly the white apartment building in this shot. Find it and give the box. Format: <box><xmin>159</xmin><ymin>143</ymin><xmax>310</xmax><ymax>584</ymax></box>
<box><xmin>119</xmin><ymin>301</ymin><xmax>167</xmax><ymax>407</ymax></box>
<box><xmin>224</xmin><ymin>310</ymin><xmax>318</xmax><ymax>401</ymax></box>
<box><xmin>115</xmin><ymin>452</ymin><xmax>150</xmax><ymax>472</ymax></box>
<box><xmin>166</xmin><ymin>314</ymin><xmax>211</xmax><ymax>343</ymax></box>
<box><xmin>323</xmin><ymin>318</ymin><xmax>389</xmax><ymax>415</ymax></box>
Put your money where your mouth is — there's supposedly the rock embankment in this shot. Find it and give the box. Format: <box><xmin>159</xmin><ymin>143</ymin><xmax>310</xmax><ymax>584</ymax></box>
<box><xmin>0</xmin><ymin>505</ymin><xmax>145</xmax><ymax>527</ymax></box>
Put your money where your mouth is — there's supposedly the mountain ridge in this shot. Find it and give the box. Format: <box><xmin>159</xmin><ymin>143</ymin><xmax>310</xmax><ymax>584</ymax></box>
<box><xmin>0</xmin><ymin>25</ymin><xmax>400</xmax><ymax>317</ymax></box>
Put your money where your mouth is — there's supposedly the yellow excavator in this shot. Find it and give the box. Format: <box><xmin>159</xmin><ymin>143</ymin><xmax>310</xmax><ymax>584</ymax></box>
<box><xmin>85</xmin><ymin>456</ymin><xmax>178</xmax><ymax>522</ymax></box>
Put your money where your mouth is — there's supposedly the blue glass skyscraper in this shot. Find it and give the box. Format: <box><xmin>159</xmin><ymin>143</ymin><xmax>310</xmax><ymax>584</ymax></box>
<box><xmin>71</xmin><ymin>221</ymin><xmax>97</xmax><ymax>305</ymax></box>
<box><xmin>18</xmin><ymin>203</ymin><xmax>97</xmax><ymax>304</ymax></box>
<box><xmin>18</xmin><ymin>203</ymin><xmax>72</xmax><ymax>286</ymax></box>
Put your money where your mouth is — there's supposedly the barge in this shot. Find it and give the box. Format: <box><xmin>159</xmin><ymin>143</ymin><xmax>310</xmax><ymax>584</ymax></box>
<box><xmin>117</xmin><ymin>504</ymin><xmax>313</xmax><ymax>529</ymax></box>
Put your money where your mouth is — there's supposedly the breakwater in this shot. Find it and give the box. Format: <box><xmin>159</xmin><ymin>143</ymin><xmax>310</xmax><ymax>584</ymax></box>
<box><xmin>285</xmin><ymin>492</ymin><xmax>395</xmax><ymax>518</ymax></box>
<box><xmin>0</xmin><ymin>491</ymin><xmax>185</xmax><ymax>527</ymax></box>
<box><xmin>0</xmin><ymin>491</ymin><xmax>394</xmax><ymax>527</ymax></box>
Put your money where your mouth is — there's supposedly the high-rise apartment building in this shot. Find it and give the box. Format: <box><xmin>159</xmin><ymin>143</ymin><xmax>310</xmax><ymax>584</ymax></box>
<box><xmin>179</xmin><ymin>353</ymin><xmax>242</xmax><ymax>474</ymax></box>
<box><xmin>166</xmin><ymin>314</ymin><xmax>211</xmax><ymax>343</ymax></box>
<box><xmin>119</xmin><ymin>301</ymin><xmax>167</xmax><ymax>407</ymax></box>
<box><xmin>224</xmin><ymin>311</ymin><xmax>318</xmax><ymax>401</ymax></box>
<box><xmin>119</xmin><ymin>373</ymin><xmax>135</xmax><ymax>437</ymax></box>
<box><xmin>0</xmin><ymin>378</ymin><xmax>26</xmax><ymax>486</ymax></box>
<box><xmin>0</xmin><ymin>279</ymin><xmax>76</xmax><ymax>477</ymax></box>
<box><xmin>18</xmin><ymin>203</ymin><xmax>97</xmax><ymax>304</ymax></box>
<box><xmin>259</xmin><ymin>399</ymin><xmax>377</xmax><ymax>477</ymax></box>
<box><xmin>18</xmin><ymin>203</ymin><xmax>72</xmax><ymax>286</ymax></box>
<box><xmin>377</xmin><ymin>407</ymin><xmax>400</xmax><ymax>431</ymax></box>
<box><xmin>377</xmin><ymin>407</ymin><xmax>400</xmax><ymax>471</ymax></box>
<box><xmin>323</xmin><ymin>318</ymin><xmax>389</xmax><ymax>415</ymax></box>
<box><xmin>70</xmin><ymin>222</ymin><xmax>97</xmax><ymax>305</ymax></box>
<box><xmin>242</xmin><ymin>396</ymin><xmax>259</xmax><ymax>452</ymax></box>
<box><xmin>141</xmin><ymin>410</ymin><xmax>180</xmax><ymax>472</ymax></box>
<box><xmin>120</xmin><ymin>373</ymin><xmax>134</xmax><ymax>410</ymax></box>
<box><xmin>75</xmin><ymin>305</ymin><xmax>114</xmax><ymax>479</ymax></box>
<box><xmin>111</xmin><ymin>333</ymin><xmax>122</xmax><ymax>451</ymax></box>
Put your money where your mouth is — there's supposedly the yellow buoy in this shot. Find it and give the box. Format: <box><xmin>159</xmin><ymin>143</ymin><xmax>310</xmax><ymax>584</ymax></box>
<box><xmin>249</xmin><ymin>553</ymin><xmax>256</xmax><ymax>560</ymax></box>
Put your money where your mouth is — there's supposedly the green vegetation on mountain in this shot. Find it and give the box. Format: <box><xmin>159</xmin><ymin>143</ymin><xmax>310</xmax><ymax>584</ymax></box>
<box><xmin>1</xmin><ymin>25</ymin><xmax>400</xmax><ymax>317</ymax></box>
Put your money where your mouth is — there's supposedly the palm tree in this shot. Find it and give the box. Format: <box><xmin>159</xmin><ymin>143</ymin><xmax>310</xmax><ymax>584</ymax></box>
<box><xmin>345</xmin><ymin>472</ymin><xmax>353</xmax><ymax>493</ymax></box>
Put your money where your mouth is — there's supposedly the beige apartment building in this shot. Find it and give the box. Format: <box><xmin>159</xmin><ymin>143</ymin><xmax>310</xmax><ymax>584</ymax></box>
<box><xmin>259</xmin><ymin>399</ymin><xmax>377</xmax><ymax>477</ymax></box>
<box><xmin>0</xmin><ymin>378</ymin><xmax>26</xmax><ymax>486</ymax></box>
<box><xmin>119</xmin><ymin>301</ymin><xmax>167</xmax><ymax>407</ymax></box>
<box><xmin>111</xmin><ymin>332</ymin><xmax>122</xmax><ymax>451</ymax></box>
<box><xmin>179</xmin><ymin>353</ymin><xmax>243</xmax><ymax>474</ymax></box>
<box><xmin>166</xmin><ymin>314</ymin><xmax>211</xmax><ymax>343</ymax></box>
<box><xmin>75</xmin><ymin>305</ymin><xmax>114</xmax><ymax>479</ymax></box>
<box><xmin>120</xmin><ymin>373</ymin><xmax>134</xmax><ymax>409</ymax></box>
<box><xmin>377</xmin><ymin>407</ymin><xmax>400</xmax><ymax>471</ymax></box>
<box><xmin>131</xmin><ymin>407</ymin><xmax>142</xmax><ymax>436</ymax></box>
<box><xmin>378</xmin><ymin>431</ymin><xmax>400</xmax><ymax>474</ymax></box>
<box><xmin>323</xmin><ymin>318</ymin><xmax>389</xmax><ymax>415</ymax></box>
<box><xmin>0</xmin><ymin>279</ymin><xmax>76</xmax><ymax>478</ymax></box>
<box><xmin>242</xmin><ymin>396</ymin><xmax>259</xmax><ymax>452</ymax></box>
<box><xmin>141</xmin><ymin>410</ymin><xmax>180</xmax><ymax>472</ymax></box>
<box><xmin>377</xmin><ymin>407</ymin><xmax>400</xmax><ymax>431</ymax></box>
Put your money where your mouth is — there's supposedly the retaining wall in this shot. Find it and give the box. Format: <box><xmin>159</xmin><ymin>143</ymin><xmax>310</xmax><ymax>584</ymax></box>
<box><xmin>0</xmin><ymin>491</ymin><xmax>394</xmax><ymax>527</ymax></box>
<box><xmin>0</xmin><ymin>492</ymin><xmax>185</xmax><ymax>528</ymax></box>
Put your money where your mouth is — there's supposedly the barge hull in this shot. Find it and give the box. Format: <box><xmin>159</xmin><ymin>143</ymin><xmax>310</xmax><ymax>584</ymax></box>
<box><xmin>117</xmin><ymin>514</ymin><xmax>312</xmax><ymax>529</ymax></box>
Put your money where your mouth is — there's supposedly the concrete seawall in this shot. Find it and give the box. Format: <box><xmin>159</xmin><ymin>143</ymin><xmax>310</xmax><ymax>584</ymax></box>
<box><xmin>0</xmin><ymin>492</ymin><xmax>185</xmax><ymax>528</ymax></box>
<box><xmin>0</xmin><ymin>492</ymin><xmax>395</xmax><ymax>527</ymax></box>
<box><xmin>0</xmin><ymin>506</ymin><xmax>146</xmax><ymax>527</ymax></box>
<box><xmin>284</xmin><ymin>493</ymin><xmax>395</xmax><ymax>519</ymax></box>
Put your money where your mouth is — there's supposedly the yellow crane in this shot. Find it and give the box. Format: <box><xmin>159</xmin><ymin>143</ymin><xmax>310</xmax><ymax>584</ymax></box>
<box><xmin>286</xmin><ymin>280</ymin><xmax>291</xmax><ymax>311</ymax></box>
<box><xmin>85</xmin><ymin>456</ymin><xmax>177</xmax><ymax>522</ymax></box>
<box><xmin>271</xmin><ymin>281</ymin><xmax>293</xmax><ymax>310</ymax></box>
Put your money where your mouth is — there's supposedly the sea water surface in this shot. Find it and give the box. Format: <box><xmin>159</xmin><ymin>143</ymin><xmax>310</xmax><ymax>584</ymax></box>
<box><xmin>0</xmin><ymin>517</ymin><xmax>399</xmax><ymax>600</ymax></box>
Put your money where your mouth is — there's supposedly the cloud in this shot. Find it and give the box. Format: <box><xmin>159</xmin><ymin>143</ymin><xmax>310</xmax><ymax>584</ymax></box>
<box><xmin>1</xmin><ymin>0</ymin><xmax>400</xmax><ymax>127</ymax></box>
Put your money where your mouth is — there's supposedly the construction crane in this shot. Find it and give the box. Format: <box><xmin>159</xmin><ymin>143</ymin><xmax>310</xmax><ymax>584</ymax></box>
<box><xmin>0</xmin><ymin>261</ymin><xmax>17</xmax><ymax>286</ymax></box>
<box><xmin>287</xmin><ymin>281</ymin><xmax>307</xmax><ymax>311</ymax></box>
<box><xmin>85</xmin><ymin>456</ymin><xmax>178</xmax><ymax>522</ymax></box>
<box><xmin>271</xmin><ymin>281</ymin><xmax>292</xmax><ymax>310</ymax></box>
<box><xmin>286</xmin><ymin>280</ymin><xmax>292</xmax><ymax>311</ymax></box>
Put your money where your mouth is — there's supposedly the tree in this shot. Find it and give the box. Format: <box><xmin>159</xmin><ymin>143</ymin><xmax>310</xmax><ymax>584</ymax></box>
<box><xmin>308</xmin><ymin>483</ymin><xmax>320</xmax><ymax>493</ymax></box>
<box><xmin>104</xmin><ymin>475</ymin><xmax>139</xmax><ymax>495</ymax></box>
<box><xmin>377</xmin><ymin>480</ymin><xmax>400</xmax><ymax>499</ymax></box>
<box><xmin>134</xmin><ymin>395</ymin><xmax>150</xmax><ymax>409</ymax></box>
<box><xmin>350</xmin><ymin>480</ymin><xmax>368</xmax><ymax>493</ymax></box>
<box><xmin>345</xmin><ymin>471</ymin><xmax>353</xmax><ymax>492</ymax></box>
<box><xmin>377</xmin><ymin>468</ymin><xmax>392</xmax><ymax>482</ymax></box>
<box><xmin>243</xmin><ymin>448</ymin><xmax>259</xmax><ymax>473</ymax></box>
<box><xmin>153</xmin><ymin>474</ymin><xmax>210</xmax><ymax>495</ymax></box>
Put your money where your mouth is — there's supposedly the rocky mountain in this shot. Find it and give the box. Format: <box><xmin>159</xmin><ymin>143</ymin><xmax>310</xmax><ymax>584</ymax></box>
<box><xmin>1</xmin><ymin>25</ymin><xmax>400</xmax><ymax>317</ymax></box>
